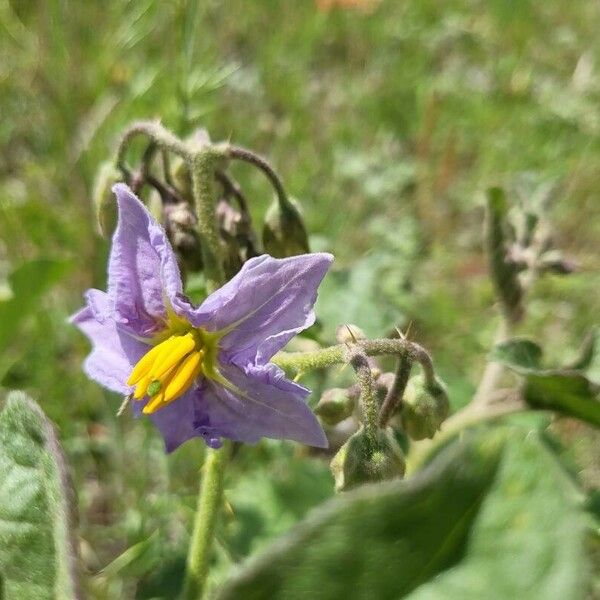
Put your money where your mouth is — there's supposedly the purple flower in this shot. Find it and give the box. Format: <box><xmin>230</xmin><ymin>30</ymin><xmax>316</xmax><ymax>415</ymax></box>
<box><xmin>71</xmin><ymin>184</ymin><xmax>332</xmax><ymax>452</ymax></box>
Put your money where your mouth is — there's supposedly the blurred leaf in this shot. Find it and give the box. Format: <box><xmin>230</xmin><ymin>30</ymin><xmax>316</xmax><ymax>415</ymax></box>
<box><xmin>216</xmin><ymin>433</ymin><xmax>503</xmax><ymax>600</ymax></box>
<box><xmin>490</xmin><ymin>338</ymin><xmax>543</xmax><ymax>371</ymax></box>
<box><xmin>523</xmin><ymin>372</ymin><xmax>600</xmax><ymax>428</ymax></box>
<box><xmin>409</xmin><ymin>432</ymin><xmax>589</xmax><ymax>600</ymax></box>
<box><xmin>0</xmin><ymin>258</ymin><xmax>72</xmax><ymax>351</ymax></box>
<box><xmin>485</xmin><ymin>187</ymin><xmax>523</xmax><ymax>323</ymax></box>
<box><xmin>0</xmin><ymin>392</ymin><xmax>80</xmax><ymax>599</ymax></box>
<box><xmin>493</xmin><ymin>337</ymin><xmax>600</xmax><ymax>428</ymax></box>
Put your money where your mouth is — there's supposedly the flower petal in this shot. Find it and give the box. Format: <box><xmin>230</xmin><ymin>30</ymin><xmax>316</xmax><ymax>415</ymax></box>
<box><xmin>70</xmin><ymin>289</ymin><xmax>146</xmax><ymax>394</ymax></box>
<box><xmin>139</xmin><ymin>388</ymin><xmax>224</xmax><ymax>452</ymax></box>
<box><xmin>189</xmin><ymin>253</ymin><xmax>333</xmax><ymax>364</ymax></box>
<box><xmin>108</xmin><ymin>184</ymin><xmax>191</xmax><ymax>336</ymax></box>
<box><xmin>201</xmin><ymin>363</ymin><xmax>327</xmax><ymax>448</ymax></box>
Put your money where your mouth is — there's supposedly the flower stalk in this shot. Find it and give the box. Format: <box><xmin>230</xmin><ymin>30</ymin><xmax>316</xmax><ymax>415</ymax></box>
<box><xmin>378</xmin><ymin>352</ymin><xmax>412</xmax><ymax>427</ymax></box>
<box><xmin>273</xmin><ymin>338</ymin><xmax>435</xmax><ymax>387</ymax></box>
<box><xmin>183</xmin><ymin>441</ymin><xmax>231</xmax><ymax>600</ymax></box>
<box><xmin>347</xmin><ymin>349</ymin><xmax>378</xmax><ymax>446</ymax></box>
<box><xmin>188</xmin><ymin>147</ymin><xmax>226</xmax><ymax>291</ymax></box>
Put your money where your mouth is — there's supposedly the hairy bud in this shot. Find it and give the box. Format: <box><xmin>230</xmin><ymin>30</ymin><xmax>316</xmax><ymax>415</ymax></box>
<box><xmin>315</xmin><ymin>388</ymin><xmax>356</xmax><ymax>426</ymax></box>
<box><xmin>330</xmin><ymin>426</ymin><xmax>405</xmax><ymax>492</ymax></box>
<box><xmin>93</xmin><ymin>162</ymin><xmax>122</xmax><ymax>238</ymax></box>
<box><xmin>401</xmin><ymin>375</ymin><xmax>449</xmax><ymax>440</ymax></box>
<box><xmin>217</xmin><ymin>198</ymin><xmax>259</xmax><ymax>278</ymax></box>
<box><xmin>163</xmin><ymin>201</ymin><xmax>203</xmax><ymax>273</ymax></box>
<box><xmin>262</xmin><ymin>197</ymin><xmax>310</xmax><ymax>257</ymax></box>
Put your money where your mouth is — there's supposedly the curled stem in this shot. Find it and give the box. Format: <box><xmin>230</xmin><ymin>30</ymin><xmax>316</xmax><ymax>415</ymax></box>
<box><xmin>226</xmin><ymin>144</ymin><xmax>292</xmax><ymax>211</ymax></box>
<box><xmin>116</xmin><ymin>120</ymin><xmax>189</xmax><ymax>169</ymax></box>
<box><xmin>378</xmin><ymin>352</ymin><xmax>412</xmax><ymax>428</ymax></box>
<box><xmin>347</xmin><ymin>348</ymin><xmax>378</xmax><ymax>445</ymax></box>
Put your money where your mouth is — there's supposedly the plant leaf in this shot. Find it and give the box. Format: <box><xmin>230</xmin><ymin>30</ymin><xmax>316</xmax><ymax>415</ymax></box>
<box><xmin>523</xmin><ymin>371</ymin><xmax>600</xmax><ymax>428</ymax></box>
<box><xmin>216</xmin><ymin>433</ymin><xmax>504</xmax><ymax>600</ymax></box>
<box><xmin>408</xmin><ymin>431</ymin><xmax>589</xmax><ymax>600</ymax></box>
<box><xmin>490</xmin><ymin>338</ymin><xmax>543</xmax><ymax>372</ymax></box>
<box><xmin>492</xmin><ymin>336</ymin><xmax>600</xmax><ymax>428</ymax></box>
<box><xmin>0</xmin><ymin>392</ymin><xmax>81</xmax><ymax>599</ymax></box>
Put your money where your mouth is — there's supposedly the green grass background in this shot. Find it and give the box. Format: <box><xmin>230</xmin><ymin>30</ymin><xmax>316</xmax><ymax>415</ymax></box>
<box><xmin>1</xmin><ymin>1</ymin><xmax>599</xmax><ymax>596</ymax></box>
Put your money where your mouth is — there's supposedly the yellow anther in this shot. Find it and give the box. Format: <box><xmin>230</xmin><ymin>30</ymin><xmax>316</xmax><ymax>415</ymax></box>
<box><xmin>163</xmin><ymin>350</ymin><xmax>203</xmax><ymax>403</ymax></box>
<box><xmin>128</xmin><ymin>330</ymin><xmax>205</xmax><ymax>413</ymax></box>
<box><xmin>127</xmin><ymin>342</ymin><xmax>168</xmax><ymax>386</ymax></box>
<box><xmin>149</xmin><ymin>333</ymin><xmax>196</xmax><ymax>380</ymax></box>
<box><xmin>133</xmin><ymin>374</ymin><xmax>152</xmax><ymax>400</ymax></box>
<box><xmin>143</xmin><ymin>391</ymin><xmax>166</xmax><ymax>415</ymax></box>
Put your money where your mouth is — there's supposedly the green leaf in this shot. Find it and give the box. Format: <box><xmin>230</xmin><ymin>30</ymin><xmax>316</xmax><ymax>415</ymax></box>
<box><xmin>0</xmin><ymin>392</ymin><xmax>80</xmax><ymax>599</ymax></box>
<box><xmin>216</xmin><ymin>433</ymin><xmax>503</xmax><ymax>600</ymax></box>
<box><xmin>492</xmin><ymin>336</ymin><xmax>600</xmax><ymax>428</ymax></box>
<box><xmin>523</xmin><ymin>371</ymin><xmax>600</xmax><ymax>428</ymax></box>
<box><xmin>490</xmin><ymin>338</ymin><xmax>543</xmax><ymax>372</ymax></box>
<box><xmin>408</xmin><ymin>432</ymin><xmax>589</xmax><ymax>600</ymax></box>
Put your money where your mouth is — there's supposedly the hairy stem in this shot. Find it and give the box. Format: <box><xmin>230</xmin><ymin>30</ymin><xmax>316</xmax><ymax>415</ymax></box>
<box><xmin>471</xmin><ymin>318</ymin><xmax>513</xmax><ymax>409</ymax></box>
<box><xmin>378</xmin><ymin>352</ymin><xmax>412</xmax><ymax>428</ymax></box>
<box><xmin>227</xmin><ymin>145</ymin><xmax>292</xmax><ymax>211</ymax></box>
<box><xmin>348</xmin><ymin>350</ymin><xmax>378</xmax><ymax>445</ymax></box>
<box><xmin>182</xmin><ymin>441</ymin><xmax>231</xmax><ymax>600</ymax></box>
<box><xmin>189</xmin><ymin>147</ymin><xmax>226</xmax><ymax>291</ymax></box>
<box><xmin>116</xmin><ymin>120</ymin><xmax>189</xmax><ymax>168</ymax></box>
<box><xmin>273</xmin><ymin>339</ymin><xmax>435</xmax><ymax>385</ymax></box>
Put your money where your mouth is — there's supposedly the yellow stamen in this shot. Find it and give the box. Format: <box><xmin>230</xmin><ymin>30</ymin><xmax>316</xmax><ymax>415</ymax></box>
<box><xmin>163</xmin><ymin>350</ymin><xmax>204</xmax><ymax>403</ymax></box>
<box><xmin>143</xmin><ymin>391</ymin><xmax>166</xmax><ymax>415</ymax></box>
<box><xmin>133</xmin><ymin>374</ymin><xmax>152</xmax><ymax>399</ymax></box>
<box><xmin>150</xmin><ymin>333</ymin><xmax>196</xmax><ymax>380</ymax></box>
<box><xmin>127</xmin><ymin>342</ymin><xmax>169</xmax><ymax>386</ymax></box>
<box><xmin>129</xmin><ymin>331</ymin><xmax>206</xmax><ymax>413</ymax></box>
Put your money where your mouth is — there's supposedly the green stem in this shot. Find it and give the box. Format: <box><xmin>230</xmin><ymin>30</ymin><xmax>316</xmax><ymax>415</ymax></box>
<box><xmin>182</xmin><ymin>441</ymin><xmax>231</xmax><ymax>600</ymax></box>
<box><xmin>348</xmin><ymin>349</ymin><xmax>378</xmax><ymax>445</ymax></box>
<box><xmin>189</xmin><ymin>147</ymin><xmax>226</xmax><ymax>291</ymax></box>
<box><xmin>116</xmin><ymin>120</ymin><xmax>189</xmax><ymax>169</ymax></box>
<box><xmin>227</xmin><ymin>145</ymin><xmax>293</xmax><ymax>212</ymax></box>
<box><xmin>273</xmin><ymin>339</ymin><xmax>435</xmax><ymax>385</ymax></box>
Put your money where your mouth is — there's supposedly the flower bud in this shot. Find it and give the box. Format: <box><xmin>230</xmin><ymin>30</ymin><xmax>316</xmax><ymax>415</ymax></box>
<box><xmin>216</xmin><ymin>198</ymin><xmax>259</xmax><ymax>278</ymax></box>
<box><xmin>262</xmin><ymin>197</ymin><xmax>310</xmax><ymax>257</ymax></box>
<box><xmin>315</xmin><ymin>388</ymin><xmax>356</xmax><ymax>426</ymax></box>
<box><xmin>330</xmin><ymin>427</ymin><xmax>405</xmax><ymax>492</ymax></box>
<box><xmin>93</xmin><ymin>162</ymin><xmax>122</xmax><ymax>238</ymax></box>
<box><xmin>162</xmin><ymin>201</ymin><xmax>203</xmax><ymax>273</ymax></box>
<box><xmin>401</xmin><ymin>375</ymin><xmax>449</xmax><ymax>440</ymax></box>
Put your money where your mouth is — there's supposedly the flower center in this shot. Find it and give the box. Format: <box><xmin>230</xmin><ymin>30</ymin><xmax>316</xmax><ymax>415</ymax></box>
<box><xmin>127</xmin><ymin>331</ymin><xmax>204</xmax><ymax>414</ymax></box>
